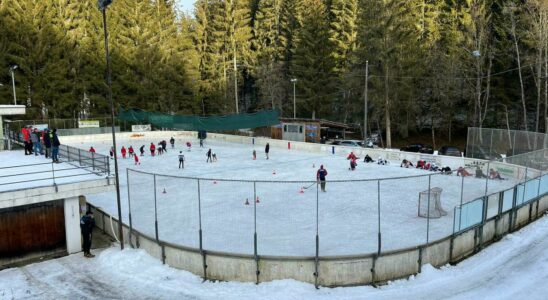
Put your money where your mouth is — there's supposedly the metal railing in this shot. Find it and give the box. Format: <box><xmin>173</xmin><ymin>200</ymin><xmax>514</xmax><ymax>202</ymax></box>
<box><xmin>58</xmin><ymin>145</ymin><xmax>110</xmax><ymax>175</ymax></box>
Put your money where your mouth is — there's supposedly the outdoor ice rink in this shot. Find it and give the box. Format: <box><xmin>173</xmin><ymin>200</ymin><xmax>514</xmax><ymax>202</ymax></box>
<box><xmin>71</xmin><ymin>137</ymin><xmax>518</xmax><ymax>256</ymax></box>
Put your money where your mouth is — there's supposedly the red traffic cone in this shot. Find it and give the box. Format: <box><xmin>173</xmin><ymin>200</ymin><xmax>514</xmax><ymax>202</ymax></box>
<box><xmin>299</xmin><ymin>187</ymin><xmax>304</xmax><ymax>194</ymax></box>
<box><xmin>245</xmin><ymin>198</ymin><xmax>250</xmax><ymax>205</ymax></box>
<box><xmin>162</xmin><ymin>188</ymin><xmax>167</xmax><ymax>194</ymax></box>
<box><xmin>256</xmin><ymin>196</ymin><xmax>260</xmax><ymax>203</ymax></box>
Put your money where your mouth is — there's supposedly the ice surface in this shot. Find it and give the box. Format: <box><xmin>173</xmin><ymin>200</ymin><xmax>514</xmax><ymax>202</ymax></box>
<box><xmin>69</xmin><ymin>138</ymin><xmax>519</xmax><ymax>256</ymax></box>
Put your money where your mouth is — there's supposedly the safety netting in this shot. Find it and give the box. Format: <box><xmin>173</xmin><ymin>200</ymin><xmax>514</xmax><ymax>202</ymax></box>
<box><xmin>117</xmin><ymin>108</ymin><xmax>281</xmax><ymax>131</ymax></box>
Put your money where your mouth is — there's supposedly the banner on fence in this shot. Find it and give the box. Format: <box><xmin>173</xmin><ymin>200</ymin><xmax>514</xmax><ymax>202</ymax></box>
<box><xmin>78</xmin><ymin>120</ymin><xmax>100</xmax><ymax>128</ymax></box>
<box><xmin>132</xmin><ymin>124</ymin><xmax>151</xmax><ymax>132</ymax></box>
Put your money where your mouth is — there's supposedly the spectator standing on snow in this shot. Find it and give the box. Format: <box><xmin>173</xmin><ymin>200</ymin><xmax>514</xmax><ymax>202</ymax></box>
<box><xmin>89</xmin><ymin>146</ymin><xmax>96</xmax><ymax>153</ymax></box>
<box><xmin>51</xmin><ymin>129</ymin><xmax>60</xmax><ymax>163</ymax></box>
<box><xmin>316</xmin><ymin>165</ymin><xmax>328</xmax><ymax>192</ymax></box>
<box><xmin>80</xmin><ymin>211</ymin><xmax>95</xmax><ymax>258</ymax></box>
<box><xmin>170</xmin><ymin>137</ymin><xmax>175</xmax><ymax>149</ymax></box>
<box><xmin>179</xmin><ymin>151</ymin><xmax>185</xmax><ymax>169</ymax></box>
<box><xmin>43</xmin><ymin>129</ymin><xmax>51</xmax><ymax>158</ymax></box>
<box><xmin>265</xmin><ymin>143</ymin><xmax>270</xmax><ymax>159</ymax></box>
<box><xmin>206</xmin><ymin>148</ymin><xmax>213</xmax><ymax>163</ymax></box>
<box><xmin>30</xmin><ymin>128</ymin><xmax>41</xmax><ymax>156</ymax></box>
<box><xmin>22</xmin><ymin>126</ymin><xmax>32</xmax><ymax>155</ymax></box>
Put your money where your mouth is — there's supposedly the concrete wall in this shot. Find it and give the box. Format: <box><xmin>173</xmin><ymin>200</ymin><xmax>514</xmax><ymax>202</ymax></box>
<box><xmin>64</xmin><ymin>196</ymin><xmax>82</xmax><ymax>254</ymax></box>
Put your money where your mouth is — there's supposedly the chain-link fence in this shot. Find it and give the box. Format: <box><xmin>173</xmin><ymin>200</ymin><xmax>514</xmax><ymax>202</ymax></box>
<box><xmin>125</xmin><ymin>156</ymin><xmax>547</xmax><ymax>257</ymax></box>
<box><xmin>466</xmin><ymin>127</ymin><xmax>548</xmax><ymax>159</ymax></box>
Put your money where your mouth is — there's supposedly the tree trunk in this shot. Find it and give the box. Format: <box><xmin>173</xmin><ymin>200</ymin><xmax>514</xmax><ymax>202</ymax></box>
<box><xmin>384</xmin><ymin>67</ymin><xmax>391</xmax><ymax>148</ymax></box>
<box><xmin>511</xmin><ymin>17</ymin><xmax>528</xmax><ymax>131</ymax></box>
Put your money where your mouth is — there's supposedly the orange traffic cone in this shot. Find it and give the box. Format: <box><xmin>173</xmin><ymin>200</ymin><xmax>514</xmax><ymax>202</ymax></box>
<box><xmin>256</xmin><ymin>196</ymin><xmax>260</xmax><ymax>203</ymax></box>
<box><xmin>162</xmin><ymin>188</ymin><xmax>167</xmax><ymax>194</ymax></box>
<box><xmin>245</xmin><ymin>198</ymin><xmax>250</xmax><ymax>205</ymax></box>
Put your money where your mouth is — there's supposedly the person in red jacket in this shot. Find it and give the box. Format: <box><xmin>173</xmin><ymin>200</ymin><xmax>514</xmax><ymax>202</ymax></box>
<box><xmin>347</xmin><ymin>152</ymin><xmax>358</xmax><ymax>171</ymax></box>
<box><xmin>121</xmin><ymin>146</ymin><xmax>127</xmax><ymax>159</ymax></box>
<box><xmin>128</xmin><ymin>146</ymin><xmax>134</xmax><ymax>157</ymax></box>
<box><xmin>134</xmin><ymin>153</ymin><xmax>140</xmax><ymax>165</ymax></box>
<box><xmin>150</xmin><ymin>143</ymin><xmax>156</xmax><ymax>156</ymax></box>
<box><xmin>89</xmin><ymin>147</ymin><xmax>96</xmax><ymax>153</ymax></box>
<box><xmin>21</xmin><ymin>126</ymin><xmax>32</xmax><ymax>155</ymax></box>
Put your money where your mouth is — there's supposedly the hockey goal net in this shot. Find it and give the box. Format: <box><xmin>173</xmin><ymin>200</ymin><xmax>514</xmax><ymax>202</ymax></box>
<box><xmin>418</xmin><ymin>187</ymin><xmax>447</xmax><ymax>218</ymax></box>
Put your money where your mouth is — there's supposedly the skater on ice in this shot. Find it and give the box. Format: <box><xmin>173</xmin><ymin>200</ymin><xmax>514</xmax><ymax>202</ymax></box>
<box><xmin>109</xmin><ymin>146</ymin><xmax>114</xmax><ymax>159</ymax></box>
<box><xmin>160</xmin><ymin>140</ymin><xmax>168</xmax><ymax>153</ymax></box>
<box><xmin>347</xmin><ymin>152</ymin><xmax>358</xmax><ymax>171</ymax></box>
<box><xmin>441</xmin><ymin>166</ymin><xmax>452</xmax><ymax>174</ymax></box>
<box><xmin>128</xmin><ymin>146</ymin><xmax>134</xmax><ymax>157</ymax></box>
<box><xmin>489</xmin><ymin>168</ymin><xmax>505</xmax><ymax>180</ymax></box>
<box><xmin>186</xmin><ymin>141</ymin><xmax>192</xmax><ymax>151</ymax></box>
<box><xmin>170</xmin><ymin>137</ymin><xmax>175</xmax><ymax>149</ymax></box>
<box><xmin>363</xmin><ymin>154</ymin><xmax>374</xmax><ymax>163</ymax></box>
<box><xmin>212</xmin><ymin>152</ymin><xmax>217</xmax><ymax>162</ymax></box>
<box><xmin>89</xmin><ymin>146</ymin><xmax>96</xmax><ymax>153</ymax></box>
<box><xmin>475</xmin><ymin>166</ymin><xmax>488</xmax><ymax>178</ymax></box>
<box><xmin>134</xmin><ymin>153</ymin><xmax>140</xmax><ymax>165</ymax></box>
<box><xmin>316</xmin><ymin>165</ymin><xmax>328</xmax><ymax>192</ymax></box>
<box><xmin>178</xmin><ymin>151</ymin><xmax>185</xmax><ymax>169</ymax></box>
<box><xmin>199</xmin><ymin>139</ymin><xmax>204</xmax><ymax>148</ymax></box>
<box><xmin>121</xmin><ymin>146</ymin><xmax>127</xmax><ymax>159</ymax></box>
<box><xmin>206</xmin><ymin>148</ymin><xmax>213</xmax><ymax>163</ymax></box>
<box><xmin>457</xmin><ymin>166</ymin><xmax>472</xmax><ymax>177</ymax></box>
<box><xmin>150</xmin><ymin>143</ymin><xmax>156</xmax><ymax>156</ymax></box>
<box><xmin>253</xmin><ymin>149</ymin><xmax>256</xmax><ymax>160</ymax></box>
<box><xmin>139</xmin><ymin>145</ymin><xmax>145</xmax><ymax>156</ymax></box>
<box><xmin>265</xmin><ymin>143</ymin><xmax>270</xmax><ymax>159</ymax></box>
<box><xmin>377</xmin><ymin>157</ymin><xmax>388</xmax><ymax>165</ymax></box>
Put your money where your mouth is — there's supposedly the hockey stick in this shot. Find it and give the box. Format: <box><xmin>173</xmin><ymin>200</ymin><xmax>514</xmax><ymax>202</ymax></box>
<box><xmin>303</xmin><ymin>182</ymin><xmax>316</xmax><ymax>189</ymax></box>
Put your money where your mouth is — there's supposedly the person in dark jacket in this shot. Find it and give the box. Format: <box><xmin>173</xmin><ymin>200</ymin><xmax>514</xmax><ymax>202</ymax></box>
<box><xmin>265</xmin><ymin>143</ymin><xmax>270</xmax><ymax>160</ymax></box>
<box><xmin>80</xmin><ymin>211</ymin><xmax>95</xmax><ymax>258</ymax></box>
<box><xmin>170</xmin><ymin>137</ymin><xmax>175</xmax><ymax>149</ymax></box>
<box><xmin>179</xmin><ymin>151</ymin><xmax>185</xmax><ymax>169</ymax></box>
<box><xmin>43</xmin><ymin>129</ymin><xmax>51</xmax><ymax>158</ymax></box>
<box><xmin>206</xmin><ymin>148</ymin><xmax>213</xmax><ymax>163</ymax></box>
<box><xmin>316</xmin><ymin>165</ymin><xmax>328</xmax><ymax>192</ymax></box>
<box><xmin>51</xmin><ymin>129</ymin><xmax>61</xmax><ymax>163</ymax></box>
<box><xmin>139</xmin><ymin>145</ymin><xmax>145</xmax><ymax>156</ymax></box>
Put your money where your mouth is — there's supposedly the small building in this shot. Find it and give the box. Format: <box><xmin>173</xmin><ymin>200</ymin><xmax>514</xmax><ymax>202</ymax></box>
<box><xmin>264</xmin><ymin>118</ymin><xmax>352</xmax><ymax>143</ymax></box>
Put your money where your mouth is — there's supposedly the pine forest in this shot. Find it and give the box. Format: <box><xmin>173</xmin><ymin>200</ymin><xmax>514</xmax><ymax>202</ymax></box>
<box><xmin>0</xmin><ymin>0</ymin><xmax>547</xmax><ymax>146</ymax></box>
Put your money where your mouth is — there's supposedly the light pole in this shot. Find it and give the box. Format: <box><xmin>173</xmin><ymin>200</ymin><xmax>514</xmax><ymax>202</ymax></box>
<box><xmin>363</xmin><ymin>60</ymin><xmax>369</xmax><ymax>143</ymax></box>
<box><xmin>9</xmin><ymin>65</ymin><xmax>17</xmax><ymax>105</ymax></box>
<box><xmin>291</xmin><ymin>78</ymin><xmax>297</xmax><ymax>118</ymax></box>
<box><xmin>99</xmin><ymin>0</ymin><xmax>124</xmax><ymax>250</ymax></box>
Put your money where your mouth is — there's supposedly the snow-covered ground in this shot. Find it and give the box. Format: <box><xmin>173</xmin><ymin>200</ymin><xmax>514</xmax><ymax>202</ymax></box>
<box><xmin>66</xmin><ymin>138</ymin><xmax>520</xmax><ymax>256</ymax></box>
<box><xmin>0</xmin><ymin>151</ymin><xmax>104</xmax><ymax>192</ymax></box>
<box><xmin>2</xmin><ymin>214</ymin><xmax>547</xmax><ymax>300</ymax></box>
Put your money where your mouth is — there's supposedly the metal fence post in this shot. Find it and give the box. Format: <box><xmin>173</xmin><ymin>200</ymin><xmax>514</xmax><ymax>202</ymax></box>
<box><xmin>153</xmin><ymin>174</ymin><xmax>159</xmax><ymax>242</ymax></box>
<box><xmin>78</xmin><ymin>148</ymin><xmax>82</xmax><ymax>166</ymax></box>
<box><xmin>314</xmin><ymin>181</ymin><xmax>319</xmax><ymax>289</ymax></box>
<box><xmin>426</xmin><ymin>175</ymin><xmax>431</xmax><ymax>245</ymax></box>
<box><xmin>459</xmin><ymin>174</ymin><xmax>465</xmax><ymax>232</ymax></box>
<box><xmin>484</xmin><ymin>161</ymin><xmax>490</xmax><ymax>198</ymax></box>
<box><xmin>67</xmin><ymin>146</ymin><xmax>70</xmax><ymax>162</ymax></box>
<box><xmin>253</xmin><ymin>181</ymin><xmax>259</xmax><ymax>284</ymax></box>
<box><xmin>127</xmin><ymin>169</ymin><xmax>133</xmax><ymax>248</ymax></box>
<box><xmin>377</xmin><ymin>179</ymin><xmax>381</xmax><ymax>254</ymax></box>
<box><xmin>92</xmin><ymin>152</ymin><xmax>96</xmax><ymax>171</ymax></box>
<box><xmin>197</xmin><ymin>179</ymin><xmax>207</xmax><ymax>280</ymax></box>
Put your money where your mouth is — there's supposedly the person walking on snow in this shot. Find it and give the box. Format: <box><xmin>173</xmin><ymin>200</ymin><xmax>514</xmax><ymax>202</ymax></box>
<box><xmin>139</xmin><ymin>145</ymin><xmax>145</xmax><ymax>156</ymax></box>
<box><xmin>178</xmin><ymin>151</ymin><xmax>185</xmax><ymax>169</ymax></box>
<box><xmin>150</xmin><ymin>143</ymin><xmax>156</xmax><ymax>156</ymax></box>
<box><xmin>265</xmin><ymin>143</ymin><xmax>270</xmax><ymax>159</ymax></box>
<box><xmin>316</xmin><ymin>165</ymin><xmax>328</xmax><ymax>192</ymax></box>
<box><xmin>170</xmin><ymin>137</ymin><xmax>175</xmax><ymax>149</ymax></box>
<box><xmin>80</xmin><ymin>211</ymin><xmax>95</xmax><ymax>258</ymax></box>
<box><xmin>121</xmin><ymin>146</ymin><xmax>127</xmax><ymax>159</ymax></box>
<box><xmin>206</xmin><ymin>148</ymin><xmax>213</xmax><ymax>163</ymax></box>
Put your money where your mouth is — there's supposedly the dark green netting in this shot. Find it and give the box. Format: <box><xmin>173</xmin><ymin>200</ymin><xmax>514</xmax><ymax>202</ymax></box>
<box><xmin>118</xmin><ymin>108</ymin><xmax>280</xmax><ymax>131</ymax></box>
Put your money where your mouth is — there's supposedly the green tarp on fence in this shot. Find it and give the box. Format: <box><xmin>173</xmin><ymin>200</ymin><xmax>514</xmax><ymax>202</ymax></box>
<box><xmin>118</xmin><ymin>108</ymin><xmax>280</xmax><ymax>131</ymax></box>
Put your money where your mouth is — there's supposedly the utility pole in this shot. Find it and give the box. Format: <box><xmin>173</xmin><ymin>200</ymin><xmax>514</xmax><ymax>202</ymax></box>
<box><xmin>291</xmin><ymin>78</ymin><xmax>297</xmax><ymax>118</ymax></box>
<box><xmin>363</xmin><ymin>61</ymin><xmax>369</xmax><ymax>142</ymax></box>
<box><xmin>234</xmin><ymin>55</ymin><xmax>239</xmax><ymax>114</ymax></box>
<box><xmin>99</xmin><ymin>0</ymin><xmax>124</xmax><ymax>250</ymax></box>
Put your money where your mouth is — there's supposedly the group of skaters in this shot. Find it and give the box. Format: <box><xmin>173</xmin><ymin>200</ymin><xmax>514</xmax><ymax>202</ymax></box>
<box><xmin>456</xmin><ymin>166</ymin><xmax>505</xmax><ymax>180</ymax></box>
<box><xmin>20</xmin><ymin>126</ymin><xmax>61</xmax><ymax>163</ymax></box>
